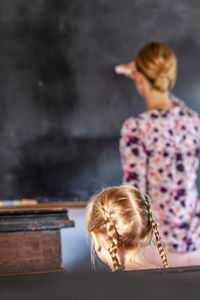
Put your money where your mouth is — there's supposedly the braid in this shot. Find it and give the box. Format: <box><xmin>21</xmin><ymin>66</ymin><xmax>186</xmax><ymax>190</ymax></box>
<box><xmin>102</xmin><ymin>207</ymin><xmax>122</xmax><ymax>271</ymax></box>
<box><xmin>144</xmin><ymin>194</ymin><xmax>169</xmax><ymax>269</ymax></box>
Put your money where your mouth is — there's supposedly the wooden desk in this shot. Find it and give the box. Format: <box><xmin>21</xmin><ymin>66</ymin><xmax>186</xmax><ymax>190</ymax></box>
<box><xmin>0</xmin><ymin>207</ymin><xmax>74</xmax><ymax>276</ymax></box>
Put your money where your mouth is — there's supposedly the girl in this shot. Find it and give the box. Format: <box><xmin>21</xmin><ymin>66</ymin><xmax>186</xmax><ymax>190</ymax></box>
<box><xmin>86</xmin><ymin>185</ymin><xmax>168</xmax><ymax>271</ymax></box>
<box><xmin>118</xmin><ymin>41</ymin><xmax>200</xmax><ymax>266</ymax></box>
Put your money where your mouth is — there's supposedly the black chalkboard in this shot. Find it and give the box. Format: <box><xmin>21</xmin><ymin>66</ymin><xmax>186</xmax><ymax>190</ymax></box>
<box><xmin>0</xmin><ymin>0</ymin><xmax>200</xmax><ymax>200</ymax></box>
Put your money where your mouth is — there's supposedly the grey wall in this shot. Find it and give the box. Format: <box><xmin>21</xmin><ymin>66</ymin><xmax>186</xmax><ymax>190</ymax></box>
<box><xmin>0</xmin><ymin>0</ymin><xmax>200</xmax><ymax>200</ymax></box>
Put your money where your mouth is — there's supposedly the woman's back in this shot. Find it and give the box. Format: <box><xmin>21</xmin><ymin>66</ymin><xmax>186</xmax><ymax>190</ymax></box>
<box><xmin>120</xmin><ymin>95</ymin><xmax>200</xmax><ymax>252</ymax></box>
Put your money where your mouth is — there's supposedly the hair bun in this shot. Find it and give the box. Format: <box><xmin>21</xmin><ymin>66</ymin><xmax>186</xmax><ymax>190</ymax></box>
<box><xmin>153</xmin><ymin>76</ymin><xmax>169</xmax><ymax>92</ymax></box>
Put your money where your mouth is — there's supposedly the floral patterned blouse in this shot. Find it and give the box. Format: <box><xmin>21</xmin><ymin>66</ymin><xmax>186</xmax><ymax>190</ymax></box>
<box><xmin>120</xmin><ymin>94</ymin><xmax>200</xmax><ymax>253</ymax></box>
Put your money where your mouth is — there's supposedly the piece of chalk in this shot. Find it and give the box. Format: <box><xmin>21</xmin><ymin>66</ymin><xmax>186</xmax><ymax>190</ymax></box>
<box><xmin>14</xmin><ymin>200</ymin><xmax>21</xmax><ymax>205</ymax></box>
<box><xmin>21</xmin><ymin>199</ymin><xmax>38</xmax><ymax>205</ymax></box>
<box><xmin>1</xmin><ymin>201</ymin><xmax>15</xmax><ymax>206</ymax></box>
<box><xmin>114</xmin><ymin>65</ymin><xmax>133</xmax><ymax>75</ymax></box>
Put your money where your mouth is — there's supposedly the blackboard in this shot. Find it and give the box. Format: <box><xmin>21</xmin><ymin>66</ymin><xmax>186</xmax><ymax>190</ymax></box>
<box><xmin>0</xmin><ymin>0</ymin><xmax>200</xmax><ymax>200</ymax></box>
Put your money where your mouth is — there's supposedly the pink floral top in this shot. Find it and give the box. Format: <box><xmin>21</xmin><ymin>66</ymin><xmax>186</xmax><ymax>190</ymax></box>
<box><xmin>120</xmin><ymin>94</ymin><xmax>200</xmax><ymax>252</ymax></box>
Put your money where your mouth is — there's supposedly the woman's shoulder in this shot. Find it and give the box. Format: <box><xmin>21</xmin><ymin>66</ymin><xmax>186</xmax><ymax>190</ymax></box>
<box><xmin>121</xmin><ymin>116</ymin><xmax>136</xmax><ymax>128</ymax></box>
<box><xmin>121</xmin><ymin>114</ymin><xmax>146</xmax><ymax>134</ymax></box>
<box><xmin>172</xmin><ymin>94</ymin><xmax>200</xmax><ymax>118</ymax></box>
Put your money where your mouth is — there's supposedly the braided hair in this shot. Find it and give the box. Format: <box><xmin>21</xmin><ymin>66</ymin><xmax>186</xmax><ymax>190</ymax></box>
<box><xmin>141</xmin><ymin>192</ymin><xmax>168</xmax><ymax>268</ymax></box>
<box><xmin>102</xmin><ymin>207</ymin><xmax>121</xmax><ymax>271</ymax></box>
<box><xmin>86</xmin><ymin>185</ymin><xmax>168</xmax><ymax>271</ymax></box>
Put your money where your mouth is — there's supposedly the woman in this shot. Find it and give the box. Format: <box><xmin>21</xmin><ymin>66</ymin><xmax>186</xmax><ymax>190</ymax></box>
<box><xmin>86</xmin><ymin>185</ymin><xmax>168</xmax><ymax>271</ymax></box>
<box><xmin>119</xmin><ymin>41</ymin><xmax>200</xmax><ymax>266</ymax></box>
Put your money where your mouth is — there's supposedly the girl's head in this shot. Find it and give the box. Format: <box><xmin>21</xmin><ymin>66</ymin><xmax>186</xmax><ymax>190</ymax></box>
<box><xmin>86</xmin><ymin>185</ymin><xmax>168</xmax><ymax>271</ymax></box>
<box><xmin>135</xmin><ymin>41</ymin><xmax>177</xmax><ymax>94</ymax></box>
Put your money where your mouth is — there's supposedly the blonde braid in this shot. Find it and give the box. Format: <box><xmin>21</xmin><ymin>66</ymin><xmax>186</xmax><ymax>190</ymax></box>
<box><xmin>102</xmin><ymin>207</ymin><xmax>122</xmax><ymax>271</ymax></box>
<box><xmin>144</xmin><ymin>194</ymin><xmax>169</xmax><ymax>268</ymax></box>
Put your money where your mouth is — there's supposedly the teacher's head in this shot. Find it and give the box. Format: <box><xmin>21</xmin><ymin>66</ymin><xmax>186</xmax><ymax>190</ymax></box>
<box><xmin>135</xmin><ymin>41</ymin><xmax>177</xmax><ymax>95</ymax></box>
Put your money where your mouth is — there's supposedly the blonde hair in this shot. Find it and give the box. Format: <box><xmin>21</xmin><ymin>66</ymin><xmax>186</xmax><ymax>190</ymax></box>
<box><xmin>135</xmin><ymin>41</ymin><xmax>177</xmax><ymax>92</ymax></box>
<box><xmin>86</xmin><ymin>185</ymin><xmax>168</xmax><ymax>271</ymax></box>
